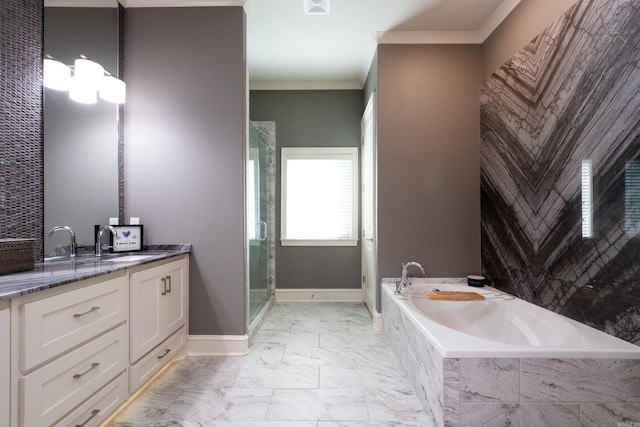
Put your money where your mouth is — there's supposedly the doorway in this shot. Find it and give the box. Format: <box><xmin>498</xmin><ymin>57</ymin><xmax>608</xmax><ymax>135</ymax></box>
<box><xmin>361</xmin><ymin>93</ymin><xmax>380</xmax><ymax>329</ymax></box>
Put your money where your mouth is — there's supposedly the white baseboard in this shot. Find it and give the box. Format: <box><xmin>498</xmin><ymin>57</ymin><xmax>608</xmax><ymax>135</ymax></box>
<box><xmin>372</xmin><ymin>310</ymin><xmax>383</xmax><ymax>331</ymax></box>
<box><xmin>187</xmin><ymin>334</ymin><xmax>249</xmax><ymax>356</ymax></box>
<box><xmin>275</xmin><ymin>288</ymin><xmax>363</xmax><ymax>302</ymax></box>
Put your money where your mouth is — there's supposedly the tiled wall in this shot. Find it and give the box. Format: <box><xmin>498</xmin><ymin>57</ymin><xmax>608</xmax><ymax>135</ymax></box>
<box><xmin>481</xmin><ymin>0</ymin><xmax>640</xmax><ymax>344</ymax></box>
<box><xmin>0</xmin><ymin>0</ymin><xmax>44</xmax><ymax>260</ymax></box>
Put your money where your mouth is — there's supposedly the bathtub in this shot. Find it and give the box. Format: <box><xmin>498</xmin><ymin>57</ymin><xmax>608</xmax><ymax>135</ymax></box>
<box><xmin>383</xmin><ymin>278</ymin><xmax>640</xmax><ymax>359</ymax></box>
<box><xmin>381</xmin><ymin>278</ymin><xmax>640</xmax><ymax>427</ymax></box>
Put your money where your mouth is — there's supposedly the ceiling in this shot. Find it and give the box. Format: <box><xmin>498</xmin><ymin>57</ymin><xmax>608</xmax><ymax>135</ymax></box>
<box><xmin>245</xmin><ymin>0</ymin><xmax>521</xmax><ymax>89</ymax></box>
<box><xmin>61</xmin><ymin>0</ymin><xmax>523</xmax><ymax>89</ymax></box>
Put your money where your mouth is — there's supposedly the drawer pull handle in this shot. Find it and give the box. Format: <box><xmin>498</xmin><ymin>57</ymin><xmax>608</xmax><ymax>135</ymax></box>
<box><xmin>73</xmin><ymin>306</ymin><xmax>100</xmax><ymax>318</ymax></box>
<box><xmin>166</xmin><ymin>275</ymin><xmax>172</xmax><ymax>293</ymax></box>
<box><xmin>157</xmin><ymin>348</ymin><xmax>171</xmax><ymax>359</ymax></box>
<box><xmin>75</xmin><ymin>409</ymin><xmax>100</xmax><ymax>427</ymax></box>
<box><xmin>161</xmin><ymin>277</ymin><xmax>167</xmax><ymax>296</ymax></box>
<box><xmin>73</xmin><ymin>362</ymin><xmax>100</xmax><ymax>379</ymax></box>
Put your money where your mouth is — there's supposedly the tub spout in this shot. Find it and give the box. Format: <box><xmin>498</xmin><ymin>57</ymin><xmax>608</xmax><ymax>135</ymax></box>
<box><xmin>395</xmin><ymin>261</ymin><xmax>426</xmax><ymax>294</ymax></box>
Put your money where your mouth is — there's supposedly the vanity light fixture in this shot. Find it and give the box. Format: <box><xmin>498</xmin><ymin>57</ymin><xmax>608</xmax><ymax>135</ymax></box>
<box><xmin>69</xmin><ymin>57</ymin><xmax>104</xmax><ymax>104</ymax></box>
<box><xmin>43</xmin><ymin>54</ymin><xmax>126</xmax><ymax>105</ymax></box>
<box><xmin>99</xmin><ymin>74</ymin><xmax>126</xmax><ymax>104</ymax></box>
<box><xmin>43</xmin><ymin>57</ymin><xmax>71</xmax><ymax>91</ymax></box>
<box><xmin>303</xmin><ymin>0</ymin><xmax>330</xmax><ymax>15</ymax></box>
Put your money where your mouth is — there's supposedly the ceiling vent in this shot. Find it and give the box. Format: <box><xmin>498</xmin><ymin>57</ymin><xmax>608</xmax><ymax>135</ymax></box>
<box><xmin>303</xmin><ymin>0</ymin><xmax>330</xmax><ymax>15</ymax></box>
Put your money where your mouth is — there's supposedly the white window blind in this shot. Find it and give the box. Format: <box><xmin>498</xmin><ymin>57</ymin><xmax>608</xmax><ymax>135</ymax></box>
<box><xmin>625</xmin><ymin>161</ymin><xmax>640</xmax><ymax>236</ymax></box>
<box><xmin>581</xmin><ymin>159</ymin><xmax>593</xmax><ymax>238</ymax></box>
<box><xmin>281</xmin><ymin>147</ymin><xmax>359</xmax><ymax>246</ymax></box>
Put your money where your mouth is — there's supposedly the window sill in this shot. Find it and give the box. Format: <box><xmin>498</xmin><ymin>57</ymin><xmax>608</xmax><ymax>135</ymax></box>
<box><xmin>280</xmin><ymin>238</ymin><xmax>358</xmax><ymax>247</ymax></box>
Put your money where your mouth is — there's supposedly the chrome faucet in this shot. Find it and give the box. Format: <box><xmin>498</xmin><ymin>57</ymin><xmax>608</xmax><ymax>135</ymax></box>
<box><xmin>47</xmin><ymin>226</ymin><xmax>77</xmax><ymax>257</ymax></box>
<box><xmin>95</xmin><ymin>225</ymin><xmax>117</xmax><ymax>257</ymax></box>
<box><xmin>395</xmin><ymin>261</ymin><xmax>426</xmax><ymax>294</ymax></box>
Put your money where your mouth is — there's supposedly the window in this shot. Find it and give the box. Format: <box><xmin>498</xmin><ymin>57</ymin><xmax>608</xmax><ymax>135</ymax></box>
<box><xmin>625</xmin><ymin>161</ymin><xmax>640</xmax><ymax>236</ymax></box>
<box><xmin>281</xmin><ymin>147</ymin><xmax>359</xmax><ymax>246</ymax></box>
<box><xmin>581</xmin><ymin>159</ymin><xmax>593</xmax><ymax>238</ymax></box>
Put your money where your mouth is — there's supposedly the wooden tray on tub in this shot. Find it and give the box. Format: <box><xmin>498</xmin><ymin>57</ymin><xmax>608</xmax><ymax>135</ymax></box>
<box><xmin>424</xmin><ymin>291</ymin><xmax>485</xmax><ymax>301</ymax></box>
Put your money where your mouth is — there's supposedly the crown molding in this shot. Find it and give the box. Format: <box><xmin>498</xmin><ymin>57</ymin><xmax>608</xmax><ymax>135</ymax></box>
<box><xmin>478</xmin><ymin>0</ymin><xmax>522</xmax><ymax>40</ymax></box>
<box><xmin>121</xmin><ymin>0</ymin><xmax>245</xmax><ymax>7</ymax></box>
<box><xmin>375</xmin><ymin>0</ymin><xmax>522</xmax><ymax>45</ymax></box>
<box><xmin>250</xmin><ymin>80</ymin><xmax>363</xmax><ymax>90</ymax></box>
<box><xmin>44</xmin><ymin>0</ymin><xmax>121</xmax><ymax>6</ymax></box>
<box><xmin>375</xmin><ymin>31</ymin><xmax>485</xmax><ymax>45</ymax></box>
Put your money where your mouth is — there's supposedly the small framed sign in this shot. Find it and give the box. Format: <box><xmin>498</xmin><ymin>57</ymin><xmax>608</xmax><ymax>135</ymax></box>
<box><xmin>110</xmin><ymin>225</ymin><xmax>144</xmax><ymax>252</ymax></box>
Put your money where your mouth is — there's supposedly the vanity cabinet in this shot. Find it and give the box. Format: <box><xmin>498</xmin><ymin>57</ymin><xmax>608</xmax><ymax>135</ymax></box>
<box><xmin>1</xmin><ymin>302</ymin><xmax>10</xmax><ymax>427</ymax></box>
<box><xmin>129</xmin><ymin>257</ymin><xmax>188</xmax><ymax>391</ymax></box>
<box><xmin>13</xmin><ymin>274</ymin><xmax>129</xmax><ymax>427</ymax></box>
<box><xmin>6</xmin><ymin>252</ymin><xmax>189</xmax><ymax>426</ymax></box>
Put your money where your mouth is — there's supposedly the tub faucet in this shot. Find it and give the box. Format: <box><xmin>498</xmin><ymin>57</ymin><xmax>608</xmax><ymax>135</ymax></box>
<box><xmin>95</xmin><ymin>225</ymin><xmax>117</xmax><ymax>257</ymax></box>
<box><xmin>47</xmin><ymin>225</ymin><xmax>77</xmax><ymax>257</ymax></box>
<box><xmin>395</xmin><ymin>261</ymin><xmax>426</xmax><ymax>294</ymax></box>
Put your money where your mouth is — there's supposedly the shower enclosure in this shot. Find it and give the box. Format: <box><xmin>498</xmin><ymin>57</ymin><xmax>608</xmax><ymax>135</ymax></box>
<box><xmin>247</xmin><ymin>121</ymin><xmax>276</xmax><ymax>325</ymax></box>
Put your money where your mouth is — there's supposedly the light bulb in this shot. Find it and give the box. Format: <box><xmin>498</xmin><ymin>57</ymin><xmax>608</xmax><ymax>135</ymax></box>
<box><xmin>99</xmin><ymin>75</ymin><xmax>126</xmax><ymax>104</ymax></box>
<box><xmin>43</xmin><ymin>58</ymin><xmax>71</xmax><ymax>90</ymax></box>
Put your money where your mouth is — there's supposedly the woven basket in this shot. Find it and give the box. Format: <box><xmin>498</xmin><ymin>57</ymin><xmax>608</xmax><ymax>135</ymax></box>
<box><xmin>0</xmin><ymin>239</ymin><xmax>35</xmax><ymax>275</ymax></box>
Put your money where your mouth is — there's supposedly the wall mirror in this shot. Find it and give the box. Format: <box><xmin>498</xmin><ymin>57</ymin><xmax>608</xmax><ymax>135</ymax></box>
<box><xmin>43</xmin><ymin>0</ymin><xmax>121</xmax><ymax>255</ymax></box>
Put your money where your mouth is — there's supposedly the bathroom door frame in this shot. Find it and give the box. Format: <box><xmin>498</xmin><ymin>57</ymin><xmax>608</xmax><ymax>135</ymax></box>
<box><xmin>361</xmin><ymin>92</ymin><xmax>381</xmax><ymax>330</ymax></box>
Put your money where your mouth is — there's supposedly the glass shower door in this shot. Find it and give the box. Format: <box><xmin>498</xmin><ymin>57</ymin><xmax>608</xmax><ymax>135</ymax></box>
<box><xmin>248</xmin><ymin>121</ymin><xmax>275</xmax><ymax>322</ymax></box>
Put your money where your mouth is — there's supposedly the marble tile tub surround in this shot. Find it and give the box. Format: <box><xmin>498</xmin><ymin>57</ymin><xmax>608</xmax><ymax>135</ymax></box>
<box><xmin>480</xmin><ymin>0</ymin><xmax>640</xmax><ymax>344</ymax></box>
<box><xmin>0</xmin><ymin>244</ymin><xmax>191</xmax><ymax>300</ymax></box>
<box><xmin>110</xmin><ymin>302</ymin><xmax>429</xmax><ymax>426</ymax></box>
<box><xmin>382</xmin><ymin>280</ymin><xmax>640</xmax><ymax>427</ymax></box>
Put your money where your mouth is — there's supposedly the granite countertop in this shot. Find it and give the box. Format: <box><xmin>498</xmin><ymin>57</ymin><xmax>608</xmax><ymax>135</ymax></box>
<box><xmin>0</xmin><ymin>244</ymin><xmax>192</xmax><ymax>301</ymax></box>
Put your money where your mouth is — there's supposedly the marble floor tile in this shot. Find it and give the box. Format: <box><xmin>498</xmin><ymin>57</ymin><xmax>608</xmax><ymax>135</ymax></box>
<box><xmin>207</xmin><ymin>423</ymin><xmax>318</xmax><ymax>427</ymax></box>
<box><xmin>319</xmin><ymin>366</ymin><xmax>362</xmax><ymax>388</ymax></box>
<box><xmin>320</xmin><ymin>331</ymin><xmax>387</xmax><ymax>348</ymax></box>
<box><xmin>266</xmin><ymin>389</ymin><xmax>369</xmax><ymax>421</ymax></box>
<box><xmin>165</xmin><ymin>388</ymin><xmax>272</xmax><ymax>421</ymax></box>
<box><xmin>291</xmin><ymin>320</ymin><xmax>351</xmax><ymax>334</ymax></box>
<box><xmin>283</xmin><ymin>346</ymin><xmax>357</xmax><ymax>368</ymax></box>
<box><xmin>233</xmin><ymin>363</ymin><xmax>319</xmax><ymax>388</ymax></box>
<box><xmin>254</xmin><ymin>330</ymin><xmax>321</xmax><ymax>347</ymax></box>
<box><xmin>364</xmin><ymin>387</ymin><xmax>432</xmax><ymax>423</ymax></box>
<box><xmin>319</xmin><ymin>422</ymin><xmax>426</xmax><ymax>427</ymax></box>
<box><xmin>110</xmin><ymin>302</ymin><xmax>427</xmax><ymax>426</ymax></box>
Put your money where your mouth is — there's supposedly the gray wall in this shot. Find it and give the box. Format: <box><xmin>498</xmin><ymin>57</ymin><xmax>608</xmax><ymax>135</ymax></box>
<box><xmin>124</xmin><ymin>7</ymin><xmax>247</xmax><ymax>336</ymax></box>
<box><xmin>250</xmin><ymin>90</ymin><xmax>363</xmax><ymax>290</ymax></box>
<box><xmin>376</xmin><ymin>45</ymin><xmax>482</xmax><ymax>287</ymax></box>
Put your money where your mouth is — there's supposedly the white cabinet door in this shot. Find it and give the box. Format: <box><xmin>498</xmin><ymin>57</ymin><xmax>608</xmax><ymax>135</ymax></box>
<box><xmin>163</xmin><ymin>260</ymin><xmax>187</xmax><ymax>337</ymax></box>
<box><xmin>130</xmin><ymin>257</ymin><xmax>187</xmax><ymax>363</ymax></box>
<box><xmin>129</xmin><ymin>265</ymin><xmax>163</xmax><ymax>363</ymax></box>
<box><xmin>1</xmin><ymin>304</ymin><xmax>9</xmax><ymax>427</ymax></box>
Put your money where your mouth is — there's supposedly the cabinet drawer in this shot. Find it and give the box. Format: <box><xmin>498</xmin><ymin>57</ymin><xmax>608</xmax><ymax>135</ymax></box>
<box><xmin>53</xmin><ymin>372</ymin><xmax>128</xmax><ymax>427</ymax></box>
<box><xmin>21</xmin><ymin>275</ymin><xmax>128</xmax><ymax>371</ymax></box>
<box><xmin>130</xmin><ymin>327</ymin><xmax>185</xmax><ymax>394</ymax></box>
<box><xmin>20</xmin><ymin>324</ymin><xmax>128</xmax><ymax>427</ymax></box>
